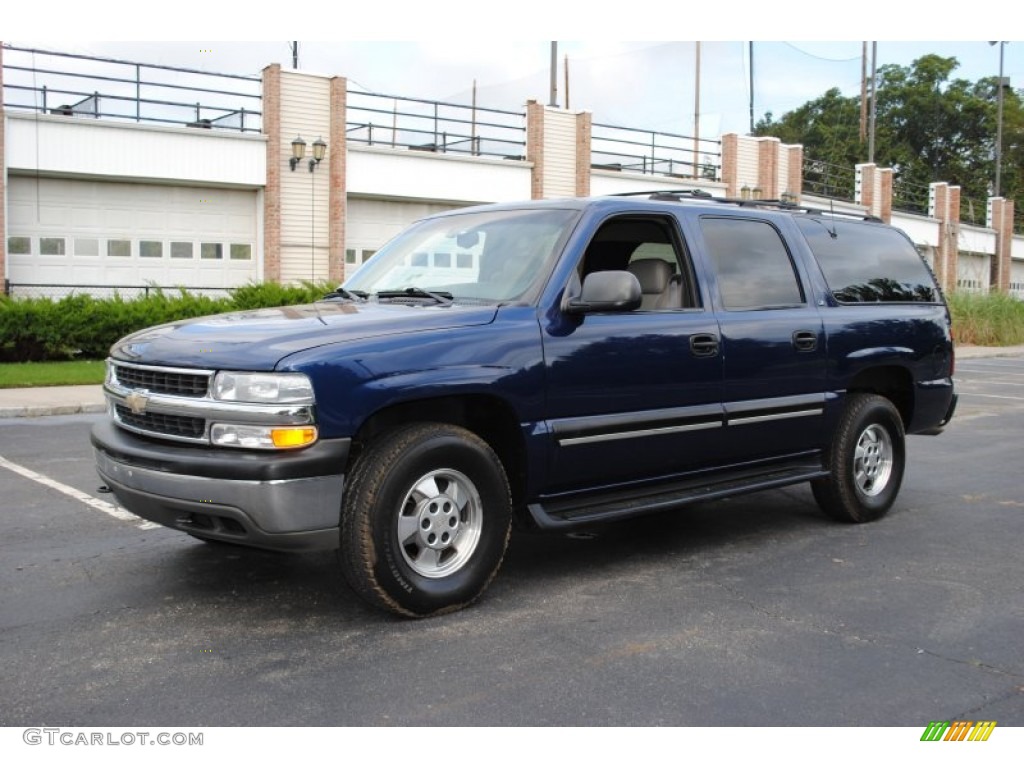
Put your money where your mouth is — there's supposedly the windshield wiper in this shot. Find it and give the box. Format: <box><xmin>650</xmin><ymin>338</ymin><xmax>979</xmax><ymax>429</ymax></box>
<box><xmin>322</xmin><ymin>288</ymin><xmax>368</xmax><ymax>302</ymax></box>
<box><xmin>375</xmin><ymin>287</ymin><xmax>453</xmax><ymax>306</ymax></box>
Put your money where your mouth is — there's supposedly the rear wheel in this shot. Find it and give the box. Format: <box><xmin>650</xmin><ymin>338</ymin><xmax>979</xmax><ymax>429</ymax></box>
<box><xmin>339</xmin><ymin>423</ymin><xmax>512</xmax><ymax>617</ymax></box>
<box><xmin>812</xmin><ymin>393</ymin><xmax>905</xmax><ymax>523</ymax></box>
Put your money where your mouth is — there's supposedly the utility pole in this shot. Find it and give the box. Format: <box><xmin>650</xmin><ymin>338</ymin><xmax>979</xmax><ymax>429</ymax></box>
<box><xmin>991</xmin><ymin>41</ymin><xmax>1007</xmax><ymax>197</ymax></box>
<box><xmin>694</xmin><ymin>42</ymin><xmax>701</xmax><ymax>177</ymax></box>
<box><xmin>291</xmin><ymin>42</ymin><xmax>298</xmax><ymax>69</ymax></box>
<box><xmin>868</xmin><ymin>42</ymin><xmax>877</xmax><ymax>163</ymax></box>
<box><xmin>748</xmin><ymin>41</ymin><xmax>754</xmax><ymax>134</ymax></box>
<box><xmin>860</xmin><ymin>42</ymin><xmax>868</xmax><ymax>143</ymax></box>
<box><xmin>564</xmin><ymin>54</ymin><xmax>570</xmax><ymax>110</ymax></box>
<box><xmin>549</xmin><ymin>42</ymin><xmax>558</xmax><ymax>107</ymax></box>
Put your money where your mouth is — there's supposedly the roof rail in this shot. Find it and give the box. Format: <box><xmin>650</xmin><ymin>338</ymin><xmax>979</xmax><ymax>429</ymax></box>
<box><xmin>610</xmin><ymin>189</ymin><xmax>714</xmax><ymax>200</ymax></box>
<box><xmin>611</xmin><ymin>190</ymin><xmax>883</xmax><ymax>223</ymax></box>
<box><xmin>720</xmin><ymin>198</ymin><xmax>884</xmax><ymax>223</ymax></box>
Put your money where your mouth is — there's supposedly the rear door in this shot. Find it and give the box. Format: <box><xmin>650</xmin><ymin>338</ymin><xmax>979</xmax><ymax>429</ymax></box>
<box><xmin>693</xmin><ymin>215</ymin><xmax>827</xmax><ymax>461</ymax></box>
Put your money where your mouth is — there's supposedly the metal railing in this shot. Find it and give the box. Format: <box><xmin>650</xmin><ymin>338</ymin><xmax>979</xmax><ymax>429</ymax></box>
<box><xmin>891</xmin><ymin>177</ymin><xmax>931</xmax><ymax>216</ymax></box>
<box><xmin>346</xmin><ymin>89</ymin><xmax>526</xmax><ymax>160</ymax></box>
<box><xmin>590</xmin><ymin>123</ymin><xmax>721</xmax><ymax>180</ymax></box>
<box><xmin>958</xmin><ymin>195</ymin><xmax>990</xmax><ymax>228</ymax></box>
<box><xmin>802</xmin><ymin>158</ymin><xmax>856</xmax><ymax>202</ymax></box>
<box><xmin>2</xmin><ymin>44</ymin><xmax>262</xmax><ymax>133</ymax></box>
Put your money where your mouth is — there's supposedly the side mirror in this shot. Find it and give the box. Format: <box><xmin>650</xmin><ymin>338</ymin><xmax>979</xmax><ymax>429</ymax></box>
<box><xmin>564</xmin><ymin>270</ymin><xmax>642</xmax><ymax>315</ymax></box>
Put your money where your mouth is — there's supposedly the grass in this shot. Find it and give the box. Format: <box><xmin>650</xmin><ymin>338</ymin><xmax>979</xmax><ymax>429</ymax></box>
<box><xmin>948</xmin><ymin>292</ymin><xmax>1024</xmax><ymax>347</ymax></box>
<box><xmin>0</xmin><ymin>360</ymin><xmax>106</xmax><ymax>389</ymax></box>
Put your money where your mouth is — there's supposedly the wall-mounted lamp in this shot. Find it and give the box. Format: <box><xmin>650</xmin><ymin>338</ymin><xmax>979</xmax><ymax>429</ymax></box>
<box><xmin>290</xmin><ymin>135</ymin><xmax>327</xmax><ymax>172</ymax></box>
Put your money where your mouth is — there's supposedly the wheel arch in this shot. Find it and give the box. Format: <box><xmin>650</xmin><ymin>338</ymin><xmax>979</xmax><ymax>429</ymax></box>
<box><xmin>846</xmin><ymin>365</ymin><xmax>914</xmax><ymax>428</ymax></box>
<box><xmin>350</xmin><ymin>394</ymin><xmax>528</xmax><ymax>514</ymax></box>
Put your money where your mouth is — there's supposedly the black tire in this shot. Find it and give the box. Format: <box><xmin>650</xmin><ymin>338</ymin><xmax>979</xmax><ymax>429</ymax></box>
<box><xmin>811</xmin><ymin>393</ymin><xmax>906</xmax><ymax>523</ymax></box>
<box><xmin>339</xmin><ymin>423</ymin><xmax>512</xmax><ymax>617</ymax></box>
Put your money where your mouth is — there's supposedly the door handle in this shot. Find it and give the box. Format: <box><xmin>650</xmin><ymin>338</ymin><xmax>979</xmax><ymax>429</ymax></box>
<box><xmin>690</xmin><ymin>333</ymin><xmax>719</xmax><ymax>357</ymax></box>
<box><xmin>792</xmin><ymin>330</ymin><xmax>818</xmax><ymax>352</ymax></box>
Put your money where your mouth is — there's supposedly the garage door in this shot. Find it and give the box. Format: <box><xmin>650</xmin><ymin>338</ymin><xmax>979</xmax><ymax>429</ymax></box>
<box><xmin>5</xmin><ymin>177</ymin><xmax>259</xmax><ymax>296</ymax></box>
<box><xmin>344</xmin><ymin>197</ymin><xmax>463</xmax><ymax>280</ymax></box>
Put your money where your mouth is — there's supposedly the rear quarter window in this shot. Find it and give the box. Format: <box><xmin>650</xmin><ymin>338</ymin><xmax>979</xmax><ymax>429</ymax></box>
<box><xmin>796</xmin><ymin>217</ymin><xmax>939</xmax><ymax>303</ymax></box>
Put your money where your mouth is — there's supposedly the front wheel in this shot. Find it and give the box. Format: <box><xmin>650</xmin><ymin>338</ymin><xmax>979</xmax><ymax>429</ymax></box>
<box><xmin>339</xmin><ymin>423</ymin><xmax>512</xmax><ymax>617</ymax></box>
<box><xmin>812</xmin><ymin>393</ymin><xmax>906</xmax><ymax>523</ymax></box>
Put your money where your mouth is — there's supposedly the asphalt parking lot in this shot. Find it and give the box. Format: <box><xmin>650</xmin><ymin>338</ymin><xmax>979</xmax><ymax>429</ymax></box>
<box><xmin>1</xmin><ymin>356</ymin><xmax>1022</xmax><ymax>727</ymax></box>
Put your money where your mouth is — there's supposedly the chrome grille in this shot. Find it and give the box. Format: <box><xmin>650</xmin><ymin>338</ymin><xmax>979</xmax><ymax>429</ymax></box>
<box><xmin>115</xmin><ymin>405</ymin><xmax>206</xmax><ymax>440</ymax></box>
<box><xmin>114</xmin><ymin>364</ymin><xmax>209</xmax><ymax>397</ymax></box>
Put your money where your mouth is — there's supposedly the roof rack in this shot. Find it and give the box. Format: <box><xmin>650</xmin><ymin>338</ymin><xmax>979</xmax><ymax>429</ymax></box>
<box><xmin>720</xmin><ymin>198</ymin><xmax>884</xmax><ymax>223</ymax></box>
<box><xmin>611</xmin><ymin>189</ymin><xmax>883</xmax><ymax>223</ymax></box>
<box><xmin>611</xmin><ymin>189</ymin><xmax>714</xmax><ymax>200</ymax></box>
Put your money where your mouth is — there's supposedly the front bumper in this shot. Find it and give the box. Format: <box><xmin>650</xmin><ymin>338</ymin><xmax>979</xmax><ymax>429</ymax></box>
<box><xmin>91</xmin><ymin>420</ymin><xmax>350</xmax><ymax>551</ymax></box>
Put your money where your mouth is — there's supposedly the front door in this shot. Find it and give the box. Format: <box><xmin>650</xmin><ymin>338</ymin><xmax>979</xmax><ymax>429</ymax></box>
<box><xmin>540</xmin><ymin>214</ymin><xmax>724</xmax><ymax>496</ymax></box>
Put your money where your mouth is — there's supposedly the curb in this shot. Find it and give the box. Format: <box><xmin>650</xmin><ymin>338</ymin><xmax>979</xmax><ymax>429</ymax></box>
<box><xmin>0</xmin><ymin>402</ymin><xmax>107</xmax><ymax>419</ymax></box>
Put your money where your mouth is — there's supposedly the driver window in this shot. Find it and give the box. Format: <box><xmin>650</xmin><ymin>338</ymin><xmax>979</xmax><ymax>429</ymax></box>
<box><xmin>580</xmin><ymin>217</ymin><xmax>698</xmax><ymax>310</ymax></box>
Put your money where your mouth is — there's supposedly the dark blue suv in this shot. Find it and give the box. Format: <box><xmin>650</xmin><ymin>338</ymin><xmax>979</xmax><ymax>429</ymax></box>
<box><xmin>92</xmin><ymin>191</ymin><xmax>957</xmax><ymax>616</ymax></box>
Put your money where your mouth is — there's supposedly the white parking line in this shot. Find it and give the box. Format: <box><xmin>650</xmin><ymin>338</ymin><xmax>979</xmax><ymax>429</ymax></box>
<box><xmin>0</xmin><ymin>454</ymin><xmax>160</xmax><ymax>530</ymax></box>
<box><xmin>957</xmin><ymin>392</ymin><xmax>1024</xmax><ymax>402</ymax></box>
<box><xmin>955</xmin><ymin>379</ymin><xmax>1024</xmax><ymax>387</ymax></box>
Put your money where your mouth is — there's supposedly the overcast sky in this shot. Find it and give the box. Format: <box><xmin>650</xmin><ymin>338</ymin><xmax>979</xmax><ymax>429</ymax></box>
<box><xmin>6</xmin><ymin>4</ymin><xmax>1018</xmax><ymax>138</ymax></box>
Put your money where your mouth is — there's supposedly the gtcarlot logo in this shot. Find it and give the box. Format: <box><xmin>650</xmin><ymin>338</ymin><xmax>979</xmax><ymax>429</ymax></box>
<box><xmin>23</xmin><ymin>728</ymin><xmax>203</xmax><ymax>747</ymax></box>
<box><xmin>920</xmin><ymin>721</ymin><xmax>997</xmax><ymax>742</ymax></box>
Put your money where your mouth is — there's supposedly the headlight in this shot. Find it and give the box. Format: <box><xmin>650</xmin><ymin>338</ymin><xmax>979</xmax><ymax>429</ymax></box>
<box><xmin>212</xmin><ymin>372</ymin><xmax>314</xmax><ymax>404</ymax></box>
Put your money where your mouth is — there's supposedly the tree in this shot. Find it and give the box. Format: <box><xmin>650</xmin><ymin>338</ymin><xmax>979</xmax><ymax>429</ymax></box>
<box><xmin>755</xmin><ymin>55</ymin><xmax>1024</xmax><ymax>218</ymax></box>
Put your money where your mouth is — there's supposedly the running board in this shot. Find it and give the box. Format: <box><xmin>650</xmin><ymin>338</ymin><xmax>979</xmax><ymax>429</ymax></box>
<box><xmin>526</xmin><ymin>461</ymin><xmax>828</xmax><ymax>531</ymax></box>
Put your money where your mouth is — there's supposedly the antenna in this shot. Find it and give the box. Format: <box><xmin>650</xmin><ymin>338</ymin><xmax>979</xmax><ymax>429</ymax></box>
<box><xmin>828</xmin><ymin>198</ymin><xmax>838</xmax><ymax>239</ymax></box>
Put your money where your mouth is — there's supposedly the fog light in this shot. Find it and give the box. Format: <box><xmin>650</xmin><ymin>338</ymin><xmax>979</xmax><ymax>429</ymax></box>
<box><xmin>210</xmin><ymin>423</ymin><xmax>317</xmax><ymax>450</ymax></box>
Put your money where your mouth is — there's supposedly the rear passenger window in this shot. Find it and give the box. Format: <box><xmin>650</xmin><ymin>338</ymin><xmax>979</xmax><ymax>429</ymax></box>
<box><xmin>795</xmin><ymin>218</ymin><xmax>939</xmax><ymax>303</ymax></box>
<box><xmin>700</xmin><ymin>217</ymin><xmax>803</xmax><ymax>310</ymax></box>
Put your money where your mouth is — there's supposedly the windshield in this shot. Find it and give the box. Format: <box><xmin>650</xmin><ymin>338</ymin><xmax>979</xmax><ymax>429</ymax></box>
<box><xmin>343</xmin><ymin>208</ymin><xmax>578</xmax><ymax>304</ymax></box>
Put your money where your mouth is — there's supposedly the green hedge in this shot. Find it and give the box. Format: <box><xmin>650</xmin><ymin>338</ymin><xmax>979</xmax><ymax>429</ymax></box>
<box><xmin>0</xmin><ymin>281</ymin><xmax>335</xmax><ymax>362</ymax></box>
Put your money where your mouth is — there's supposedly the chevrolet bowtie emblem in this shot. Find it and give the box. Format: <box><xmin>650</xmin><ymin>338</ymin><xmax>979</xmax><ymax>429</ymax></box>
<box><xmin>125</xmin><ymin>391</ymin><xmax>149</xmax><ymax>415</ymax></box>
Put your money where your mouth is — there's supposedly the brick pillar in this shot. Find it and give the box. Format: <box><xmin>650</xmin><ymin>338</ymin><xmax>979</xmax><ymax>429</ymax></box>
<box><xmin>990</xmin><ymin>197</ymin><xmax>1014</xmax><ymax>293</ymax></box>
<box><xmin>947</xmin><ymin>186</ymin><xmax>961</xmax><ymax>294</ymax></box>
<box><xmin>931</xmin><ymin>183</ymin><xmax>950</xmax><ymax>290</ymax></box>
<box><xmin>757</xmin><ymin>137</ymin><xmax>779</xmax><ymax>199</ymax></box>
<box><xmin>720</xmin><ymin>133</ymin><xmax>739</xmax><ymax>197</ymax></box>
<box><xmin>930</xmin><ymin>182</ymin><xmax>961</xmax><ymax>294</ymax></box>
<box><xmin>0</xmin><ymin>42</ymin><xmax>6</xmax><ymax>294</ymax></box>
<box><xmin>328</xmin><ymin>76</ymin><xmax>347</xmax><ymax>284</ymax></box>
<box><xmin>262</xmin><ymin>64</ymin><xmax>282</xmax><ymax>282</ymax></box>
<box><xmin>784</xmin><ymin>145</ymin><xmax>803</xmax><ymax>200</ymax></box>
<box><xmin>878</xmin><ymin>168</ymin><xmax>894</xmax><ymax>223</ymax></box>
<box><xmin>856</xmin><ymin>163</ymin><xmax>877</xmax><ymax>214</ymax></box>
<box><xmin>526</xmin><ymin>100</ymin><xmax>544</xmax><ymax>200</ymax></box>
<box><xmin>575</xmin><ymin>111</ymin><xmax>592</xmax><ymax>197</ymax></box>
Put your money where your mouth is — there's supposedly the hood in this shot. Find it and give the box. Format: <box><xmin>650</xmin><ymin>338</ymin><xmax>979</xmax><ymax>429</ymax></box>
<box><xmin>110</xmin><ymin>301</ymin><xmax>499</xmax><ymax>369</ymax></box>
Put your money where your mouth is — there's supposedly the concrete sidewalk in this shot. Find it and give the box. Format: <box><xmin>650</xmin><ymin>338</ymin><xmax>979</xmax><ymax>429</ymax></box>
<box><xmin>1</xmin><ymin>344</ymin><xmax>1022</xmax><ymax>419</ymax></box>
<box><xmin>0</xmin><ymin>384</ymin><xmax>107</xmax><ymax>418</ymax></box>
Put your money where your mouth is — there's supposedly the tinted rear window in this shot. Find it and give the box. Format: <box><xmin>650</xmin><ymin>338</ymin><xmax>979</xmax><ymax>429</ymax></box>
<box><xmin>795</xmin><ymin>217</ymin><xmax>938</xmax><ymax>303</ymax></box>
